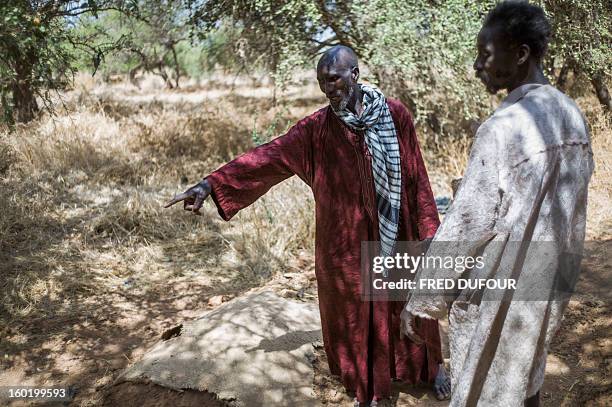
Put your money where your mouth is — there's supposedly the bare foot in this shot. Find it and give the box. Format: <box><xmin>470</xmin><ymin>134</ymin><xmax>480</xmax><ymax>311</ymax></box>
<box><xmin>434</xmin><ymin>363</ymin><xmax>451</xmax><ymax>400</ymax></box>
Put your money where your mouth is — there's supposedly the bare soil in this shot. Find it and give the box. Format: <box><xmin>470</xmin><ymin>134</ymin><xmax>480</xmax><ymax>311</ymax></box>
<box><xmin>2</xmin><ymin>246</ymin><xmax>608</xmax><ymax>407</ymax></box>
<box><xmin>101</xmin><ymin>382</ymin><xmax>225</xmax><ymax>407</ymax></box>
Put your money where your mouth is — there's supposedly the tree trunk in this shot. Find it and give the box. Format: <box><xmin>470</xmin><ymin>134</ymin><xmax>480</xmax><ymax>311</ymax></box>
<box><xmin>129</xmin><ymin>63</ymin><xmax>143</xmax><ymax>88</ymax></box>
<box><xmin>556</xmin><ymin>58</ymin><xmax>571</xmax><ymax>92</ymax></box>
<box><xmin>12</xmin><ymin>60</ymin><xmax>39</xmax><ymax>123</ymax></box>
<box><xmin>158</xmin><ymin>68</ymin><xmax>174</xmax><ymax>89</ymax></box>
<box><xmin>169</xmin><ymin>43</ymin><xmax>180</xmax><ymax>88</ymax></box>
<box><xmin>591</xmin><ymin>72</ymin><xmax>611</xmax><ymax>111</ymax></box>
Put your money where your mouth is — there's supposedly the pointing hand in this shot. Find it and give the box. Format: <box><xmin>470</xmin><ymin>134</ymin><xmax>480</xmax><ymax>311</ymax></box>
<box><xmin>164</xmin><ymin>179</ymin><xmax>212</xmax><ymax>215</ymax></box>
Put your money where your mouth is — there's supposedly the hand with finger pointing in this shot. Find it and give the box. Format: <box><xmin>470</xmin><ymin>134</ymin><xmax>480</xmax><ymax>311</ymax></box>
<box><xmin>164</xmin><ymin>179</ymin><xmax>212</xmax><ymax>215</ymax></box>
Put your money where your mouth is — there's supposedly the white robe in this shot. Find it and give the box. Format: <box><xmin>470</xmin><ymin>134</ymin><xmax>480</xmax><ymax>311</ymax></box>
<box><xmin>404</xmin><ymin>84</ymin><xmax>594</xmax><ymax>406</ymax></box>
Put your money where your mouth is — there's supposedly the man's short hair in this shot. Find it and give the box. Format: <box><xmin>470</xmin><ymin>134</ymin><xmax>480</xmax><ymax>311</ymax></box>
<box><xmin>484</xmin><ymin>1</ymin><xmax>551</xmax><ymax>61</ymax></box>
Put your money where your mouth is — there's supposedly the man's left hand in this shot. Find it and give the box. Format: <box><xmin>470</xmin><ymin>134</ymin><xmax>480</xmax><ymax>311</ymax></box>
<box><xmin>400</xmin><ymin>308</ymin><xmax>423</xmax><ymax>344</ymax></box>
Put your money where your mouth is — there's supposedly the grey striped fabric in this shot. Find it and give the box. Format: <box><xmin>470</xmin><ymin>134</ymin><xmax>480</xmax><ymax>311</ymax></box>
<box><xmin>333</xmin><ymin>84</ymin><xmax>402</xmax><ymax>260</ymax></box>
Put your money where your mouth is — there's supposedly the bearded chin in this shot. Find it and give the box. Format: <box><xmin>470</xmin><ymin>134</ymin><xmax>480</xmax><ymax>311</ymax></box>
<box><xmin>338</xmin><ymin>85</ymin><xmax>354</xmax><ymax>111</ymax></box>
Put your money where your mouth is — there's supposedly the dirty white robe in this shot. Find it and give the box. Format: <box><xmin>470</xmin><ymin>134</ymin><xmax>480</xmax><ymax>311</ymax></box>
<box><xmin>404</xmin><ymin>83</ymin><xmax>594</xmax><ymax>406</ymax></box>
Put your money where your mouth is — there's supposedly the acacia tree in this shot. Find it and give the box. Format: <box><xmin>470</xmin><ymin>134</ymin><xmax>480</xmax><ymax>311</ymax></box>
<box><xmin>76</xmin><ymin>0</ymin><xmax>191</xmax><ymax>89</ymax></box>
<box><xmin>1</xmin><ymin>2</ymin><xmax>66</xmax><ymax>123</ymax></box>
<box><xmin>359</xmin><ymin>0</ymin><xmax>496</xmax><ymax>141</ymax></box>
<box><xmin>188</xmin><ymin>0</ymin><xmax>610</xmax><ymax>140</ymax></box>
<box><xmin>189</xmin><ymin>0</ymin><xmax>327</xmax><ymax>86</ymax></box>
<box><xmin>188</xmin><ymin>0</ymin><xmax>495</xmax><ymax>141</ymax></box>
<box><xmin>539</xmin><ymin>0</ymin><xmax>611</xmax><ymax>110</ymax></box>
<box><xmin>0</xmin><ymin>0</ymin><xmax>134</xmax><ymax>124</ymax></box>
<box><xmin>4</xmin><ymin>0</ymin><xmax>607</xmax><ymax>125</ymax></box>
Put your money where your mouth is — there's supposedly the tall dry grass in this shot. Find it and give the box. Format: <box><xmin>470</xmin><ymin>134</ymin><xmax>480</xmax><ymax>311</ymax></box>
<box><xmin>0</xmin><ymin>81</ymin><xmax>319</xmax><ymax>323</ymax></box>
<box><xmin>579</xmin><ymin>99</ymin><xmax>612</xmax><ymax>239</ymax></box>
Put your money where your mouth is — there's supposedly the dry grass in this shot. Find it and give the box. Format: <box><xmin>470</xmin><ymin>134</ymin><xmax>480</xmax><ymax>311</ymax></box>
<box><xmin>578</xmin><ymin>99</ymin><xmax>612</xmax><ymax>239</ymax></box>
<box><xmin>421</xmin><ymin>135</ymin><xmax>472</xmax><ymax>197</ymax></box>
<box><xmin>0</xmin><ymin>79</ymin><xmax>319</xmax><ymax>324</ymax></box>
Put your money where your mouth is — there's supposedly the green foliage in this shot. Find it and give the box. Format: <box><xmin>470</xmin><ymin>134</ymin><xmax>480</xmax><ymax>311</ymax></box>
<box><xmin>173</xmin><ymin>22</ymin><xmax>245</xmax><ymax>78</ymax></box>
<box><xmin>189</xmin><ymin>0</ymin><xmax>497</xmax><ymax>141</ymax></box>
<box><xmin>73</xmin><ymin>1</ymin><xmax>189</xmax><ymax>87</ymax></box>
<box><xmin>3</xmin><ymin>0</ymin><xmax>609</xmax><ymax>125</ymax></box>
<box><xmin>190</xmin><ymin>0</ymin><xmax>326</xmax><ymax>85</ymax></box>
<box><xmin>190</xmin><ymin>0</ymin><xmax>609</xmax><ymax>136</ymax></box>
<box><xmin>72</xmin><ymin>3</ymin><xmax>249</xmax><ymax>84</ymax></box>
<box><xmin>71</xmin><ymin>10</ymin><xmax>136</xmax><ymax>76</ymax></box>
<box><xmin>0</xmin><ymin>2</ymin><xmax>73</xmax><ymax>123</ymax></box>
<box><xmin>539</xmin><ymin>0</ymin><xmax>611</xmax><ymax>78</ymax></box>
<box><xmin>359</xmin><ymin>0</ymin><xmax>496</xmax><ymax>141</ymax></box>
<box><xmin>0</xmin><ymin>1</ymin><xmax>129</xmax><ymax>124</ymax></box>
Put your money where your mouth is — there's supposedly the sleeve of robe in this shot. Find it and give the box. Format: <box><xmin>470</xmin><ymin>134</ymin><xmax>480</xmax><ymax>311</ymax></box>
<box><xmin>205</xmin><ymin>116</ymin><xmax>314</xmax><ymax>221</ymax></box>
<box><xmin>394</xmin><ymin>102</ymin><xmax>440</xmax><ymax>240</ymax></box>
<box><xmin>404</xmin><ymin>121</ymin><xmax>501</xmax><ymax>320</ymax></box>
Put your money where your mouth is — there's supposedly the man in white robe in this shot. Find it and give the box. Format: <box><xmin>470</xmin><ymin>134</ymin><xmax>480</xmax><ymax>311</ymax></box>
<box><xmin>401</xmin><ymin>2</ymin><xmax>594</xmax><ymax>406</ymax></box>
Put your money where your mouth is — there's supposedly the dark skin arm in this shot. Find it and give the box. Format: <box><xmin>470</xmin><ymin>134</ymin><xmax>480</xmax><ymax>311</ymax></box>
<box><xmin>164</xmin><ymin>179</ymin><xmax>212</xmax><ymax>215</ymax></box>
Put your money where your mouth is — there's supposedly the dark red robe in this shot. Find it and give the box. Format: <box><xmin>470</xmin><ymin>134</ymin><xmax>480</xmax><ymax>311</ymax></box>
<box><xmin>206</xmin><ymin>99</ymin><xmax>443</xmax><ymax>403</ymax></box>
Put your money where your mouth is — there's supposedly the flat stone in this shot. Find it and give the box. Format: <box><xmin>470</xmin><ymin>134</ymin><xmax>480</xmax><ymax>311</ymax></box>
<box><xmin>119</xmin><ymin>289</ymin><xmax>322</xmax><ymax>406</ymax></box>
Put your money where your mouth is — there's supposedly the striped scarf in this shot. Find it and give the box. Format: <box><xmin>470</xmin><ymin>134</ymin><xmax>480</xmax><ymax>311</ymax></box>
<box><xmin>333</xmin><ymin>84</ymin><xmax>402</xmax><ymax>261</ymax></box>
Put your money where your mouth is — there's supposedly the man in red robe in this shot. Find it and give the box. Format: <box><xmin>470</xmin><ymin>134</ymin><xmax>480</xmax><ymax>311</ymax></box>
<box><xmin>166</xmin><ymin>45</ymin><xmax>448</xmax><ymax>406</ymax></box>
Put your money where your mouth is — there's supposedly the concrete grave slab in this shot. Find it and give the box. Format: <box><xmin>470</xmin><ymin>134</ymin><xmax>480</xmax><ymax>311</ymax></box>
<box><xmin>119</xmin><ymin>290</ymin><xmax>323</xmax><ymax>406</ymax></box>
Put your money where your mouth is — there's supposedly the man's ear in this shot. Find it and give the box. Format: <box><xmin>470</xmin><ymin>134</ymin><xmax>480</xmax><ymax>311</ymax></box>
<box><xmin>352</xmin><ymin>66</ymin><xmax>360</xmax><ymax>82</ymax></box>
<box><xmin>517</xmin><ymin>44</ymin><xmax>530</xmax><ymax>65</ymax></box>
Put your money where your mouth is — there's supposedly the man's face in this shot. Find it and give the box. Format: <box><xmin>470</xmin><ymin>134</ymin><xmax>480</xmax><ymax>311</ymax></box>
<box><xmin>317</xmin><ymin>62</ymin><xmax>357</xmax><ymax>111</ymax></box>
<box><xmin>473</xmin><ymin>25</ymin><xmax>523</xmax><ymax>94</ymax></box>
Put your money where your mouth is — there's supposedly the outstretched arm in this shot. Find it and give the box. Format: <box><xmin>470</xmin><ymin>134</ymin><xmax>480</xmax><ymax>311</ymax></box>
<box><xmin>165</xmin><ymin>115</ymin><xmax>314</xmax><ymax>219</ymax></box>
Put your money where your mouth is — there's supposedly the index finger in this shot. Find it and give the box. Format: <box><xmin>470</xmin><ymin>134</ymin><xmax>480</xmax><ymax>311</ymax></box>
<box><xmin>164</xmin><ymin>192</ymin><xmax>191</xmax><ymax>208</ymax></box>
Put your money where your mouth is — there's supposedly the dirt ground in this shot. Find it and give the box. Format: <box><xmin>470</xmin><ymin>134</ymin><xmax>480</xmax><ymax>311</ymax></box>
<box><xmin>102</xmin><ymin>382</ymin><xmax>225</xmax><ymax>407</ymax></box>
<box><xmin>0</xmin><ymin>80</ymin><xmax>609</xmax><ymax>406</ymax></box>
<box><xmin>2</xmin><ymin>253</ymin><xmax>609</xmax><ymax>407</ymax></box>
